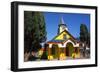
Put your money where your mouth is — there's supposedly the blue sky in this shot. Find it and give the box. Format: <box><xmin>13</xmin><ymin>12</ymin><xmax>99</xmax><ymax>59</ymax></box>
<box><xmin>43</xmin><ymin>12</ymin><xmax>90</xmax><ymax>41</ymax></box>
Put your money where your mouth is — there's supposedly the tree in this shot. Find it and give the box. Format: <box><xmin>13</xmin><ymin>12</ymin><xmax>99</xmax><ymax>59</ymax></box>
<box><xmin>24</xmin><ymin>11</ymin><xmax>47</xmax><ymax>54</ymax></box>
<box><xmin>80</xmin><ymin>24</ymin><xmax>88</xmax><ymax>42</ymax></box>
<box><xmin>87</xmin><ymin>32</ymin><xmax>90</xmax><ymax>48</ymax></box>
<box><xmin>41</xmin><ymin>44</ymin><xmax>48</xmax><ymax>60</ymax></box>
<box><xmin>24</xmin><ymin>11</ymin><xmax>33</xmax><ymax>53</ymax></box>
<box><xmin>80</xmin><ymin>24</ymin><xmax>90</xmax><ymax>57</ymax></box>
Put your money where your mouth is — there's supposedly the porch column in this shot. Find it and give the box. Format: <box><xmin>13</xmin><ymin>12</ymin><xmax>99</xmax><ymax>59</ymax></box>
<box><xmin>58</xmin><ymin>47</ymin><xmax>60</xmax><ymax>60</ymax></box>
<box><xmin>64</xmin><ymin>47</ymin><xmax>66</xmax><ymax>56</ymax></box>
<box><xmin>47</xmin><ymin>44</ymin><xmax>51</xmax><ymax>60</ymax></box>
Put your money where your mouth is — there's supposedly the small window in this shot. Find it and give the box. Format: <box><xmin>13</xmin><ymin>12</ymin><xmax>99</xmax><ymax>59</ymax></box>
<box><xmin>63</xmin><ymin>34</ymin><xmax>67</xmax><ymax>40</ymax></box>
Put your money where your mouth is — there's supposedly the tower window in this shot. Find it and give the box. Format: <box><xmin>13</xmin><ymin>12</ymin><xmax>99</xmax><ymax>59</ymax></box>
<box><xmin>63</xmin><ymin>34</ymin><xmax>67</xmax><ymax>40</ymax></box>
<box><xmin>62</xmin><ymin>26</ymin><xmax>66</xmax><ymax>30</ymax></box>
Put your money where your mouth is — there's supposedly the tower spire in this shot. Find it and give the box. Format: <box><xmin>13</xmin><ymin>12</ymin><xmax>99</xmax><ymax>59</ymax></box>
<box><xmin>58</xmin><ymin>16</ymin><xmax>68</xmax><ymax>34</ymax></box>
<box><xmin>60</xmin><ymin>16</ymin><xmax>65</xmax><ymax>24</ymax></box>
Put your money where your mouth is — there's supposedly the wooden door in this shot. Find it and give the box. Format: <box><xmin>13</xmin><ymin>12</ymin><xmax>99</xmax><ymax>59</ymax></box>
<box><xmin>66</xmin><ymin>47</ymin><xmax>69</xmax><ymax>56</ymax></box>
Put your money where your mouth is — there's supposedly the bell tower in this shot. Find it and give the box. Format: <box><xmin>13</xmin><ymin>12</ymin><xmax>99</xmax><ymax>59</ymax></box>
<box><xmin>58</xmin><ymin>17</ymin><xmax>68</xmax><ymax>34</ymax></box>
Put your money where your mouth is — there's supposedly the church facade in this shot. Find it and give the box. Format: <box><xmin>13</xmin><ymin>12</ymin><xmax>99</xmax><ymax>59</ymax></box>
<box><xmin>45</xmin><ymin>17</ymin><xmax>80</xmax><ymax>60</ymax></box>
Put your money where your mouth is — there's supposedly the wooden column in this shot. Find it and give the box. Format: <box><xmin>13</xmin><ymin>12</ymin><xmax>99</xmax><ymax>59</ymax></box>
<box><xmin>56</xmin><ymin>47</ymin><xmax>60</xmax><ymax>60</ymax></box>
<box><xmin>48</xmin><ymin>44</ymin><xmax>51</xmax><ymax>60</ymax></box>
<box><xmin>78</xmin><ymin>47</ymin><xmax>80</xmax><ymax>54</ymax></box>
<box><xmin>64</xmin><ymin>47</ymin><xmax>66</xmax><ymax>56</ymax></box>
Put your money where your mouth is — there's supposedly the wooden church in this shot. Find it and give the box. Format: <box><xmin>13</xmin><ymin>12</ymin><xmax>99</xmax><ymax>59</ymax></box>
<box><xmin>45</xmin><ymin>17</ymin><xmax>80</xmax><ymax>60</ymax></box>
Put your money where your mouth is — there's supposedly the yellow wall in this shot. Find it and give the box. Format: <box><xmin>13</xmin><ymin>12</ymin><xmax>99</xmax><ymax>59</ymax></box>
<box><xmin>59</xmin><ymin>26</ymin><xmax>64</xmax><ymax>33</ymax></box>
<box><xmin>55</xmin><ymin>31</ymin><xmax>70</xmax><ymax>40</ymax></box>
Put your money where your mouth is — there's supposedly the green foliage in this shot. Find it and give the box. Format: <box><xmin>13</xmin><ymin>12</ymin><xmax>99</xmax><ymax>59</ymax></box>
<box><xmin>24</xmin><ymin>11</ymin><xmax>47</xmax><ymax>52</ymax></box>
<box><xmin>41</xmin><ymin>44</ymin><xmax>49</xmax><ymax>60</ymax></box>
<box><xmin>80</xmin><ymin>24</ymin><xmax>90</xmax><ymax>43</ymax></box>
<box><xmin>80</xmin><ymin>24</ymin><xmax>90</xmax><ymax>57</ymax></box>
<box><xmin>41</xmin><ymin>51</ymin><xmax>48</xmax><ymax>60</ymax></box>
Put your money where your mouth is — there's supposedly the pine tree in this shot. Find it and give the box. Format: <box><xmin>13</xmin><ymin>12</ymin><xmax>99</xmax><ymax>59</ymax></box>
<box><xmin>80</xmin><ymin>24</ymin><xmax>90</xmax><ymax>57</ymax></box>
<box><xmin>24</xmin><ymin>11</ymin><xmax>47</xmax><ymax>53</ymax></box>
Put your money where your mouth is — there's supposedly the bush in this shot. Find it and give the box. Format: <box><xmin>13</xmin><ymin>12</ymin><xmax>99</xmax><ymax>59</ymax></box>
<box><xmin>41</xmin><ymin>51</ymin><xmax>48</xmax><ymax>60</ymax></box>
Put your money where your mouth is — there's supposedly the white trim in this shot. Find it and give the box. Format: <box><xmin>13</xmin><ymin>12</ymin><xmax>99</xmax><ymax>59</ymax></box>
<box><xmin>63</xmin><ymin>40</ymin><xmax>75</xmax><ymax>47</ymax></box>
<box><xmin>48</xmin><ymin>39</ymin><xmax>80</xmax><ymax>48</ymax></box>
<box><xmin>49</xmin><ymin>44</ymin><xmax>53</xmax><ymax>48</ymax></box>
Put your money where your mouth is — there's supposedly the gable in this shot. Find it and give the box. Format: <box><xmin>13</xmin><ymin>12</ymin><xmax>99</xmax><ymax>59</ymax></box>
<box><xmin>54</xmin><ymin>30</ymin><xmax>72</xmax><ymax>40</ymax></box>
